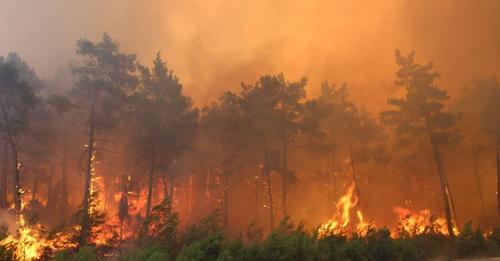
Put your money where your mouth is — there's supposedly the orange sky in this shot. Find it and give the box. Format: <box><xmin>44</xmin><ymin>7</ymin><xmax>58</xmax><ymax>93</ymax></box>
<box><xmin>1</xmin><ymin>0</ymin><xmax>499</xmax><ymax>110</ymax></box>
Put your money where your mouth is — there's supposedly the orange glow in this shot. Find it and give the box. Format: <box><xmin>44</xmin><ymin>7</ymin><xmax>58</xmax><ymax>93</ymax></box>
<box><xmin>391</xmin><ymin>207</ymin><xmax>458</xmax><ymax>237</ymax></box>
<box><xmin>318</xmin><ymin>182</ymin><xmax>368</xmax><ymax>237</ymax></box>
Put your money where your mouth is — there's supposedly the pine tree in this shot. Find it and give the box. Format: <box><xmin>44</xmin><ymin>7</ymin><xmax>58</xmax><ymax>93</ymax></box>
<box><xmin>381</xmin><ymin>50</ymin><xmax>462</xmax><ymax>236</ymax></box>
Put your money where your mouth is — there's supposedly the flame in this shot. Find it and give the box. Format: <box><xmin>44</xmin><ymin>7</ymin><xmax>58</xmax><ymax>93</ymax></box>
<box><xmin>318</xmin><ymin>182</ymin><xmax>368</xmax><ymax>238</ymax></box>
<box><xmin>356</xmin><ymin>210</ymin><xmax>370</xmax><ymax>235</ymax></box>
<box><xmin>0</xmin><ymin>215</ymin><xmax>44</xmax><ymax>261</ymax></box>
<box><xmin>391</xmin><ymin>207</ymin><xmax>458</xmax><ymax>237</ymax></box>
<box><xmin>44</xmin><ymin>226</ymin><xmax>79</xmax><ymax>253</ymax></box>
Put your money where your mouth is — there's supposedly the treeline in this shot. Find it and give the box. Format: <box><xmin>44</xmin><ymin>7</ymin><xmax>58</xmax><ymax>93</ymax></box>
<box><xmin>0</xmin><ymin>33</ymin><xmax>499</xmax><ymax>249</ymax></box>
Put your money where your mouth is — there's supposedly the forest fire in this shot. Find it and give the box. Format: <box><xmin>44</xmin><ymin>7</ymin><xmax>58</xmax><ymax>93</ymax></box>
<box><xmin>1</xmin><ymin>1</ymin><xmax>500</xmax><ymax>259</ymax></box>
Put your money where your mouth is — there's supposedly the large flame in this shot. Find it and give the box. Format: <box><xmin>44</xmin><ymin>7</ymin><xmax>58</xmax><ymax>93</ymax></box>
<box><xmin>0</xmin><ymin>215</ymin><xmax>44</xmax><ymax>261</ymax></box>
<box><xmin>392</xmin><ymin>207</ymin><xmax>458</xmax><ymax>237</ymax></box>
<box><xmin>318</xmin><ymin>182</ymin><xmax>368</xmax><ymax>238</ymax></box>
<box><xmin>317</xmin><ymin>183</ymin><xmax>458</xmax><ymax>238</ymax></box>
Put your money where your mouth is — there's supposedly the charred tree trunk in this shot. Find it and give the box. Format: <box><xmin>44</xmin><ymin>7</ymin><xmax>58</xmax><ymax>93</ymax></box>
<box><xmin>264</xmin><ymin>151</ymin><xmax>274</xmax><ymax>230</ymax></box>
<box><xmin>0</xmin><ymin>97</ymin><xmax>21</xmax><ymax>213</ymax></box>
<box><xmin>32</xmin><ymin>170</ymin><xmax>38</xmax><ymax>201</ymax></box>
<box><xmin>0</xmin><ymin>140</ymin><xmax>8</xmax><ymax>208</ymax></box>
<box><xmin>79</xmin><ymin>91</ymin><xmax>96</xmax><ymax>247</ymax></box>
<box><xmin>11</xmin><ymin>144</ymin><xmax>20</xmax><ymax>213</ymax></box>
<box><xmin>471</xmin><ymin>149</ymin><xmax>486</xmax><ymax>219</ymax></box>
<box><xmin>331</xmin><ymin>151</ymin><xmax>338</xmax><ymax>202</ymax></box>
<box><xmin>162</xmin><ymin>170</ymin><xmax>168</xmax><ymax>199</ymax></box>
<box><xmin>187</xmin><ymin>175</ymin><xmax>193</xmax><ymax>223</ymax></box>
<box><xmin>281</xmin><ymin>138</ymin><xmax>288</xmax><ymax>218</ymax></box>
<box><xmin>254</xmin><ymin>175</ymin><xmax>259</xmax><ymax>224</ymax></box>
<box><xmin>60</xmin><ymin>139</ymin><xmax>68</xmax><ymax>220</ymax></box>
<box><xmin>348</xmin><ymin>144</ymin><xmax>361</xmax><ymax>207</ymax></box>
<box><xmin>47</xmin><ymin>158</ymin><xmax>54</xmax><ymax>209</ymax></box>
<box><xmin>496</xmin><ymin>137</ymin><xmax>500</xmax><ymax>220</ymax></box>
<box><xmin>11</xmin><ymin>147</ymin><xmax>20</xmax><ymax>213</ymax></box>
<box><xmin>222</xmin><ymin>161</ymin><xmax>229</xmax><ymax>232</ymax></box>
<box><xmin>118</xmin><ymin>175</ymin><xmax>129</xmax><ymax>249</ymax></box>
<box><xmin>169</xmin><ymin>163</ymin><xmax>175</xmax><ymax>200</ymax></box>
<box><xmin>429</xmin><ymin>130</ymin><xmax>457</xmax><ymax>236</ymax></box>
<box><xmin>145</xmin><ymin>147</ymin><xmax>156</xmax><ymax>219</ymax></box>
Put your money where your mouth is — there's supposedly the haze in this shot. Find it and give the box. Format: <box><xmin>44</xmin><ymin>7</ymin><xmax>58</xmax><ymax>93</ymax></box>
<box><xmin>1</xmin><ymin>0</ymin><xmax>499</xmax><ymax>109</ymax></box>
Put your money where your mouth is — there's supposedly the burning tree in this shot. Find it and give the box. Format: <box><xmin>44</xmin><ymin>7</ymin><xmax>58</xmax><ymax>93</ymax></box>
<box><xmin>381</xmin><ymin>50</ymin><xmax>462</xmax><ymax>236</ymax></box>
<box><xmin>0</xmin><ymin>54</ymin><xmax>39</xmax><ymax>213</ymax></box>
<box><xmin>200</xmin><ymin>91</ymin><xmax>247</xmax><ymax>232</ymax></box>
<box><xmin>456</xmin><ymin>77</ymin><xmax>500</xmax><ymax>220</ymax></box>
<box><xmin>304</xmin><ymin>82</ymin><xmax>388</xmax><ymax>206</ymax></box>
<box><xmin>239</xmin><ymin>74</ymin><xmax>307</xmax><ymax>229</ymax></box>
<box><xmin>138</xmin><ymin>197</ymin><xmax>178</xmax><ymax>248</ymax></box>
<box><xmin>132</xmin><ymin>53</ymin><xmax>198</xmax><ymax>218</ymax></box>
<box><xmin>71</xmin><ymin>33</ymin><xmax>137</xmax><ymax>246</ymax></box>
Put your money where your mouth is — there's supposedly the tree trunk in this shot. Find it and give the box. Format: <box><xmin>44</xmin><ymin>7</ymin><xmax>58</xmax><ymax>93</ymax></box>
<box><xmin>223</xmin><ymin>161</ymin><xmax>229</xmax><ymax>232</ymax></box>
<box><xmin>188</xmin><ymin>175</ymin><xmax>193</xmax><ymax>223</ymax></box>
<box><xmin>429</xmin><ymin>133</ymin><xmax>457</xmax><ymax>236</ymax></box>
<box><xmin>496</xmin><ymin>137</ymin><xmax>500</xmax><ymax>221</ymax></box>
<box><xmin>119</xmin><ymin>219</ymin><xmax>123</xmax><ymax>247</ymax></box>
<box><xmin>0</xmin><ymin>140</ymin><xmax>8</xmax><ymax>208</ymax></box>
<box><xmin>471</xmin><ymin>149</ymin><xmax>486</xmax><ymax>220</ymax></box>
<box><xmin>348</xmin><ymin>144</ymin><xmax>361</xmax><ymax>207</ymax></box>
<box><xmin>281</xmin><ymin>138</ymin><xmax>288</xmax><ymax>218</ymax></box>
<box><xmin>145</xmin><ymin>147</ymin><xmax>156</xmax><ymax>219</ymax></box>
<box><xmin>47</xmin><ymin>158</ymin><xmax>55</xmax><ymax>208</ymax></box>
<box><xmin>11</xmin><ymin>144</ymin><xmax>21</xmax><ymax>213</ymax></box>
<box><xmin>79</xmin><ymin>91</ymin><xmax>96</xmax><ymax>247</ymax></box>
<box><xmin>331</xmin><ymin>151</ymin><xmax>338</xmax><ymax>202</ymax></box>
<box><xmin>254</xmin><ymin>174</ymin><xmax>259</xmax><ymax>224</ymax></box>
<box><xmin>162</xmin><ymin>170</ymin><xmax>168</xmax><ymax>199</ymax></box>
<box><xmin>264</xmin><ymin>151</ymin><xmax>274</xmax><ymax>231</ymax></box>
<box><xmin>169</xmin><ymin>162</ymin><xmax>175</xmax><ymax>199</ymax></box>
<box><xmin>60</xmin><ymin>138</ymin><xmax>68</xmax><ymax>220</ymax></box>
<box><xmin>118</xmin><ymin>174</ymin><xmax>128</xmax><ymax>249</ymax></box>
<box><xmin>32</xmin><ymin>170</ymin><xmax>38</xmax><ymax>201</ymax></box>
<box><xmin>0</xmin><ymin>97</ymin><xmax>21</xmax><ymax>213</ymax></box>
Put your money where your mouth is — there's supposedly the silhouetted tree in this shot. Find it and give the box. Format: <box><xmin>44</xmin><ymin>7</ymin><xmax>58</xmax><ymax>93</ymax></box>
<box><xmin>275</xmin><ymin>76</ymin><xmax>307</xmax><ymax>217</ymax></box>
<box><xmin>239</xmin><ymin>74</ymin><xmax>306</xmax><ymax>229</ymax></box>
<box><xmin>46</xmin><ymin>94</ymin><xmax>72</xmax><ymax>219</ymax></box>
<box><xmin>201</xmin><ymin>91</ymin><xmax>247</xmax><ymax>232</ymax></box>
<box><xmin>457</xmin><ymin>77</ymin><xmax>500</xmax><ymax>219</ymax></box>
<box><xmin>381</xmin><ymin>50</ymin><xmax>461</xmax><ymax>236</ymax></box>
<box><xmin>0</xmin><ymin>54</ymin><xmax>39</xmax><ymax>212</ymax></box>
<box><xmin>72</xmin><ymin>33</ymin><xmax>137</xmax><ymax>246</ymax></box>
<box><xmin>305</xmin><ymin>82</ymin><xmax>387</xmax><ymax>207</ymax></box>
<box><xmin>133</xmin><ymin>53</ymin><xmax>197</xmax><ymax>218</ymax></box>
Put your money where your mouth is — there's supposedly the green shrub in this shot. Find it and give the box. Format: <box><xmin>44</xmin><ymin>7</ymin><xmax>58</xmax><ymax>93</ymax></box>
<box><xmin>54</xmin><ymin>247</ymin><xmax>98</xmax><ymax>261</ymax></box>
<box><xmin>252</xmin><ymin>218</ymin><xmax>322</xmax><ymax>261</ymax></box>
<box><xmin>119</xmin><ymin>245</ymin><xmax>170</xmax><ymax>261</ymax></box>
<box><xmin>217</xmin><ymin>239</ymin><xmax>249</xmax><ymax>261</ymax></box>
<box><xmin>181</xmin><ymin>209</ymin><xmax>222</xmax><ymax>247</ymax></box>
<box><xmin>338</xmin><ymin>237</ymin><xmax>367</xmax><ymax>261</ymax></box>
<box><xmin>364</xmin><ymin>228</ymin><xmax>397</xmax><ymax>260</ymax></box>
<box><xmin>455</xmin><ymin>223</ymin><xmax>484</xmax><ymax>257</ymax></box>
<box><xmin>177</xmin><ymin>232</ymin><xmax>224</xmax><ymax>261</ymax></box>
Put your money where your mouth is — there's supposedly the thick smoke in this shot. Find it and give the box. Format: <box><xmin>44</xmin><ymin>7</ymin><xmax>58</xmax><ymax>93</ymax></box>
<box><xmin>1</xmin><ymin>0</ymin><xmax>499</xmax><ymax>109</ymax></box>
